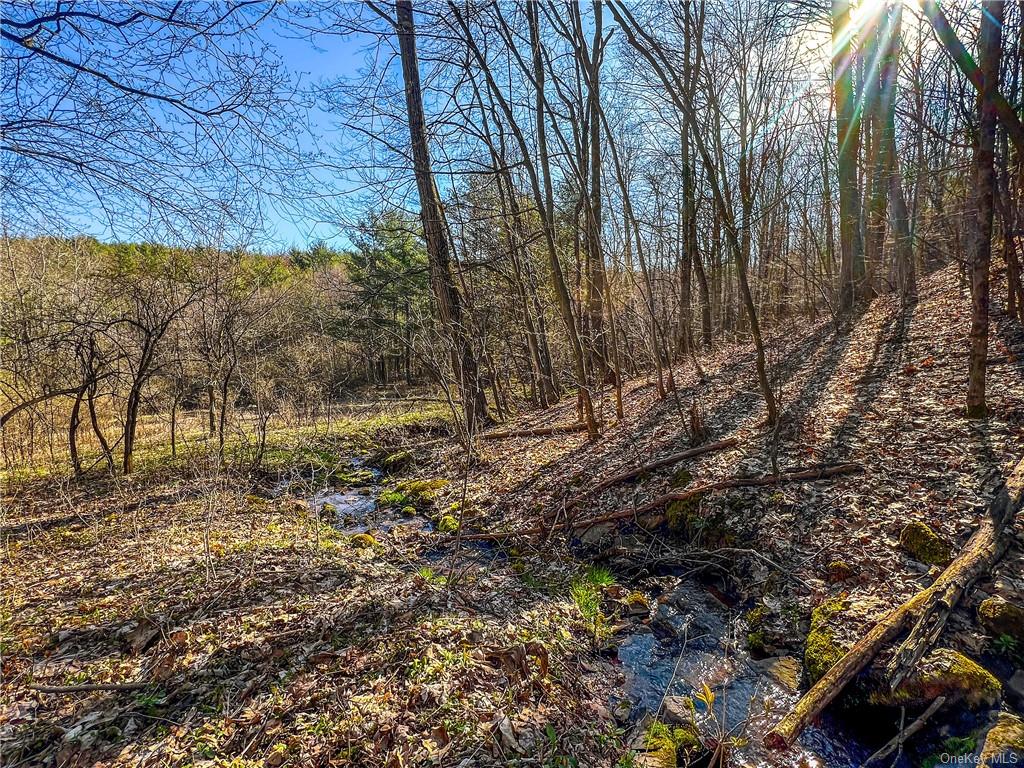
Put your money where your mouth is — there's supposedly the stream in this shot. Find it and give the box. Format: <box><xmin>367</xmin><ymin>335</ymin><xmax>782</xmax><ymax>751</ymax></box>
<box><xmin>615</xmin><ymin>577</ymin><xmax>883</xmax><ymax>768</ymax></box>
<box><xmin>276</xmin><ymin>457</ymin><xmax>432</xmax><ymax>535</ymax></box>
<box><xmin>276</xmin><ymin>458</ymin><xmax>903</xmax><ymax>767</ymax></box>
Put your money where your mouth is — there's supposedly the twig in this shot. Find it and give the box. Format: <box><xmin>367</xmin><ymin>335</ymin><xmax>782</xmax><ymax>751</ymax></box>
<box><xmin>864</xmin><ymin>697</ymin><xmax>946</xmax><ymax>766</ymax></box>
<box><xmin>31</xmin><ymin>681</ymin><xmax>148</xmax><ymax>693</ymax></box>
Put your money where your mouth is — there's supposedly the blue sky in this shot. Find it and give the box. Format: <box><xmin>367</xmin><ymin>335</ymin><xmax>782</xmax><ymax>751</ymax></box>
<box><xmin>258</xmin><ymin>23</ymin><xmax>374</xmax><ymax>252</ymax></box>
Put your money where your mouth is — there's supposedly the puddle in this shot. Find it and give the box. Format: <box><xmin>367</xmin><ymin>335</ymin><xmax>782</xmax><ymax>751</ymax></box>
<box><xmin>616</xmin><ymin>579</ymin><xmax>887</xmax><ymax>768</ymax></box>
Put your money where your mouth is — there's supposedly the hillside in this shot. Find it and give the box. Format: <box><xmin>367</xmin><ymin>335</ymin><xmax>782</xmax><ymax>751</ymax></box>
<box><xmin>3</xmin><ymin>264</ymin><xmax>1023</xmax><ymax>767</ymax></box>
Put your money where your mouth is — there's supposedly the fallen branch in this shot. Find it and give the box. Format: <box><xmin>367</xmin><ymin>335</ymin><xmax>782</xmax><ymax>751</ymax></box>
<box><xmin>480</xmin><ymin>423</ymin><xmax>587</xmax><ymax>440</ymax></box>
<box><xmin>864</xmin><ymin>697</ymin><xmax>947</xmax><ymax>766</ymax></box>
<box><xmin>567</xmin><ymin>437</ymin><xmax>740</xmax><ymax>504</ymax></box>
<box><xmin>766</xmin><ymin>456</ymin><xmax>1024</xmax><ymax>750</ymax></box>
<box><xmin>461</xmin><ymin>463</ymin><xmax>861</xmax><ymax>541</ymax></box>
<box><xmin>30</xmin><ymin>681</ymin><xmax>148</xmax><ymax>693</ymax></box>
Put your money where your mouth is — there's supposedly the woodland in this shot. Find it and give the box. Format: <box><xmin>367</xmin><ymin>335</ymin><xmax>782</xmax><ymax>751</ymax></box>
<box><xmin>2</xmin><ymin>1</ymin><xmax>1024</xmax><ymax>767</ymax></box>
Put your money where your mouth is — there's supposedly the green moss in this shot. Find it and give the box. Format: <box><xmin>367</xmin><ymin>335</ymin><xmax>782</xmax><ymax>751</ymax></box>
<box><xmin>804</xmin><ymin>596</ymin><xmax>850</xmax><ymax>684</ymax></box>
<box><xmin>643</xmin><ymin>720</ymin><xmax>700</xmax><ymax>767</ymax></box>
<box><xmin>745</xmin><ymin>606</ymin><xmax>770</xmax><ymax>654</ymax></box>
<box><xmin>666</xmin><ymin>495</ymin><xmax>703</xmax><ymax>529</ymax></box>
<box><xmin>382</xmin><ymin>450</ymin><xmax>414</xmax><ymax>472</ymax></box>
<box><xmin>401</xmin><ymin>505</ymin><xmax>417</xmax><ymax>517</ymax></box>
<box><xmin>399</xmin><ymin>478</ymin><xmax>447</xmax><ymax>504</ymax></box>
<box><xmin>869</xmin><ymin>648</ymin><xmax>1000</xmax><ymax>709</ymax></box>
<box><xmin>377</xmin><ymin>489</ymin><xmax>407</xmax><ymax>507</ymax></box>
<box><xmin>981</xmin><ymin>712</ymin><xmax>1024</xmax><ymax>765</ymax></box>
<box><xmin>330</xmin><ymin>467</ymin><xmax>376</xmax><ymax>486</ymax></box>
<box><xmin>670</xmin><ymin>467</ymin><xmax>693</xmax><ymax>488</ymax></box>
<box><xmin>899</xmin><ymin>521</ymin><xmax>952</xmax><ymax>566</ymax></box>
<box><xmin>378</xmin><ymin>478</ymin><xmax>447</xmax><ymax>509</ymax></box>
<box><xmin>350</xmin><ymin>533</ymin><xmax>379</xmax><ymax>549</ymax></box>
<box><xmin>623</xmin><ymin>591</ymin><xmax>651</xmax><ymax>616</ymax></box>
<box><xmin>978</xmin><ymin>596</ymin><xmax>1024</xmax><ymax>640</ymax></box>
<box><xmin>436</xmin><ymin>515</ymin><xmax>459</xmax><ymax>534</ymax></box>
<box><xmin>747</xmin><ymin>631</ymin><xmax>767</xmax><ymax>655</ymax></box>
<box><xmin>746</xmin><ymin>606</ymin><xmax>769</xmax><ymax>628</ymax></box>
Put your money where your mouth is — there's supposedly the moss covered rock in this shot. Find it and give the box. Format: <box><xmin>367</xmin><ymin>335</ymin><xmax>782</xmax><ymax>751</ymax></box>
<box><xmin>869</xmin><ymin>648</ymin><xmax>1000</xmax><ymax>709</ymax></box>
<box><xmin>666</xmin><ymin>494</ymin><xmax>703</xmax><ymax>529</ymax></box>
<box><xmin>378</xmin><ymin>478</ymin><xmax>448</xmax><ymax>509</ymax></box>
<box><xmin>745</xmin><ymin>606</ymin><xmax>770</xmax><ymax>656</ymax></box>
<box><xmin>899</xmin><ymin>521</ymin><xmax>953</xmax><ymax>566</ymax></box>
<box><xmin>665</xmin><ymin>492</ymin><xmax>733</xmax><ymax>546</ymax></box>
<box><xmin>804</xmin><ymin>596</ymin><xmax>850</xmax><ymax>684</ymax></box>
<box><xmin>382</xmin><ymin>450</ymin><xmax>414</xmax><ymax>472</ymax></box>
<box><xmin>641</xmin><ymin>719</ymin><xmax>701</xmax><ymax>767</ymax></box>
<box><xmin>398</xmin><ymin>478</ymin><xmax>448</xmax><ymax>505</ymax></box>
<box><xmin>755</xmin><ymin>655</ymin><xmax>802</xmax><ymax>692</ymax></box>
<box><xmin>623</xmin><ymin>591</ymin><xmax>651</xmax><ymax>618</ymax></box>
<box><xmin>980</xmin><ymin>711</ymin><xmax>1024</xmax><ymax>766</ymax></box>
<box><xmin>979</xmin><ymin>596</ymin><xmax>1024</xmax><ymax>641</ymax></box>
<box><xmin>670</xmin><ymin>467</ymin><xmax>693</xmax><ymax>489</ymax></box>
<box><xmin>350</xmin><ymin>533</ymin><xmax>379</xmax><ymax>549</ymax></box>
<box><xmin>436</xmin><ymin>514</ymin><xmax>459</xmax><ymax>534</ymax></box>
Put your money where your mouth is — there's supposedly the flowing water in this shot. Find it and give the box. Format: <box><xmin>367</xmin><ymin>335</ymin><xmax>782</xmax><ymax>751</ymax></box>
<box><xmin>274</xmin><ymin>458</ymin><xmax>905</xmax><ymax>766</ymax></box>
<box><xmin>275</xmin><ymin>458</ymin><xmax>433</xmax><ymax>534</ymax></box>
<box><xmin>615</xmin><ymin>578</ymin><xmax>894</xmax><ymax>768</ymax></box>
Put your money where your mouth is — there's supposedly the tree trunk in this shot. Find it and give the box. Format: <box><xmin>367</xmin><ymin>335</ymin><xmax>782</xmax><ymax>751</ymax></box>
<box><xmin>207</xmin><ymin>383</ymin><xmax>217</xmax><ymax>437</ymax></box>
<box><xmin>87</xmin><ymin>380</ymin><xmax>113</xmax><ymax>471</ymax></box>
<box><xmin>834</xmin><ymin>0</ymin><xmax>865</xmax><ymax>312</ymax></box>
<box><xmin>881</xmin><ymin>3</ymin><xmax>915</xmax><ymax>297</ymax></box>
<box><xmin>69</xmin><ymin>384</ymin><xmax>86</xmax><ymax>476</ymax></box>
<box><xmin>583</xmin><ymin>0</ymin><xmax>612</xmax><ymax>383</ymax></box>
<box><xmin>966</xmin><ymin>0</ymin><xmax>1004</xmax><ymax>419</ymax></box>
<box><xmin>396</xmin><ymin>0</ymin><xmax>489</xmax><ymax>436</ymax></box>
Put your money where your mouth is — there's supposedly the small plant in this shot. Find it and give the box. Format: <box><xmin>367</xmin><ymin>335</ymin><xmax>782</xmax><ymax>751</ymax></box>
<box><xmin>134</xmin><ymin>691</ymin><xmax>165</xmax><ymax>715</ymax></box>
<box><xmin>543</xmin><ymin>723</ymin><xmax>579</xmax><ymax>768</ymax></box>
<box><xmin>570</xmin><ymin>579</ymin><xmax>606</xmax><ymax>643</ymax></box>
<box><xmin>923</xmin><ymin>735</ymin><xmax>978</xmax><ymax>768</ymax></box>
<box><xmin>583</xmin><ymin>565</ymin><xmax>615</xmax><ymax>588</ymax></box>
<box><xmin>415</xmin><ymin>566</ymin><xmax>447</xmax><ymax>585</ymax></box>
<box><xmin>993</xmin><ymin>633</ymin><xmax>1019</xmax><ymax>658</ymax></box>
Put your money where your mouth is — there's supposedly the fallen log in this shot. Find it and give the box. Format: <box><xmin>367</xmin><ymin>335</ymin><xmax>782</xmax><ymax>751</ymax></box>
<box><xmin>765</xmin><ymin>456</ymin><xmax>1024</xmax><ymax>750</ymax></box>
<box><xmin>461</xmin><ymin>463</ymin><xmax>861</xmax><ymax>541</ymax></box>
<box><xmin>481</xmin><ymin>423</ymin><xmax>587</xmax><ymax>440</ymax></box>
<box><xmin>763</xmin><ymin>589</ymin><xmax>932</xmax><ymax>751</ymax></box>
<box><xmin>886</xmin><ymin>457</ymin><xmax>1024</xmax><ymax>688</ymax></box>
<box><xmin>566</xmin><ymin>437</ymin><xmax>740</xmax><ymax>505</ymax></box>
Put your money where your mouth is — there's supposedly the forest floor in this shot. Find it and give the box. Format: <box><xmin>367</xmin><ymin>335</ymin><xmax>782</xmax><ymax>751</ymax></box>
<box><xmin>3</xmin><ymin>263</ymin><xmax>1024</xmax><ymax>768</ymax></box>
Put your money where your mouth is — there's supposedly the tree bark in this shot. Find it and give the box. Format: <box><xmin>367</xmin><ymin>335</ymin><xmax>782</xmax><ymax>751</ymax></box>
<box><xmin>396</xmin><ymin>0</ymin><xmax>490</xmax><ymax>436</ymax></box>
<box><xmin>834</xmin><ymin>0</ymin><xmax>865</xmax><ymax>312</ymax></box>
<box><xmin>966</xmin><ymin>0</ymin><xmax>1004</xmax><ymax>419</ymax></box>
